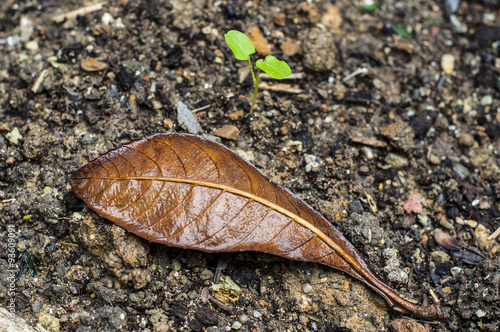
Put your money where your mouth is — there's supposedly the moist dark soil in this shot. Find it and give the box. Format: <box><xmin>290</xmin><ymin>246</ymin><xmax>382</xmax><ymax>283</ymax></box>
<box><xmin>1</xmin><ymin>1</ymin><xmax>499</xmax><ymax>331</ymax></box>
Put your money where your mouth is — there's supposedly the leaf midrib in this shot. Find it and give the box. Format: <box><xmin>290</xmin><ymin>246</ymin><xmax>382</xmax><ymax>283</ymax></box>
<box><xmin>78</xmin><ymin>175</ymin><xmax>362</xmax><ymax>270</ymax></box>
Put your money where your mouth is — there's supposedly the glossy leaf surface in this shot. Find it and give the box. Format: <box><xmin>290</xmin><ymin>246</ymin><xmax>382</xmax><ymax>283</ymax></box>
<box><xmin>70</xmin><ymin>133</ymin><xmax>443</xmax><ymax>321</ymax></box>
<box><xmin>224</xmin><ymin>30</ymin><xmax>255</xmax><ymax>60</ymax></box>
<box><xmin>256</xmin><ymin>55</ymin><xmax>292</xmax><ymax>79</ymax></box>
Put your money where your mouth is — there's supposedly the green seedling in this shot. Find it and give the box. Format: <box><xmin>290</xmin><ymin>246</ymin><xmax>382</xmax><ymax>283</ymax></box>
<box><xmin>225</xmin><ymin>30</ymin><xmax>291</xmax><ymax>114</ymax></box>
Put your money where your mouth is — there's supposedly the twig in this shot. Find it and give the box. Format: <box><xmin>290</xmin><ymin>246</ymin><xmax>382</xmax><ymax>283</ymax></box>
<box><xmin>260</xmin><ymin>72</ymin><xmax>305</xmax><ymax>80</ymax></box>
<box><xmin>32</xmin><ymin>69</ymin><xmax>48</xmax><ymax>93</ymax></box>
<box><xmin>488</xmin><ymin>226</ymin><xmax>500</xmax><ymax>241</ymax></box>
<box><xmin>343</xmin><ymin>67</ymin><xmax>368</xmax><ymax>82</ymax></box>
<box><xmin>191</xmin><ymin>104</ymin><xmax>211</xmax><ymax>113</ymax></box>
<box><xmin>429</xmin><ymin>289</ymin><xmax>439</xmax><ymax>303</ymax></box>
<box><xmin>53</xmin><ymin>2</ymin><xmax>107</xmax><ymax>23</ymax></box>
<box><xmin>258</xmin><ymin>82</ymin><xmax>303</xmax><ymax>94</ymax></box>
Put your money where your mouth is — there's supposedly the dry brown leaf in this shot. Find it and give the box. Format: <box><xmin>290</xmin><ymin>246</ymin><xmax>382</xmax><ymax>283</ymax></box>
<box><xmin>70</xmin><ymin>133</ymin><xmax>443</xmax><ymax>320</ymax></box>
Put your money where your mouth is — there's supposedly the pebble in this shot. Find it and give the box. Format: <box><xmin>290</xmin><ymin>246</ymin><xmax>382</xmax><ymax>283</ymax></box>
<box><xmin>253</xmin><ymin>311</ymin><xmax>262</xmax><ymax>318</ymax></box>
<box><xmin>465</xmin><ymin>219</ymin><xmax>478</xmax><ymax>228</ymax></box>
<box><xmin>450</xmin><ymin>267</ymin><xmax>462</xmax><ymax>276</ymax></box>
<box><xmin>476</xmin><ymin>309</ymin><xmax>486</xmax><ymax>318</ymax></box>
<box><xmin>231</xmin><ymin>321</ymin><xmax>242</xmax><ymax>330</ymax></box>
<box><xmin>246</xmin><ymin>26</ymin><xmax>271</xmax><ymax>55</ymax></box>
<box><xmin>238</xmin><ymin>314</ymin><xmax>249</xmax><ymax>324</ymax></box>
<box><xmin>273</xmin><ymin>13</ymin><xmax>286</xmax><ymax>26</ymax></box>
<box><xmin>223</xmin><ymin>4</ymin><xmax>237</xmax><ymax>19</ymax></box>
<box><xmin>304</xmin><ymin>154</ymin><xmax>323</xmax><ymax>172</ymax></box>
<box><xmin>348</xmin><ymin>199</ymin><xmax>363</xmax><ymax>213</ymax></box>
<box><xmin>452</xmin><ymin>163</ymin><xmax>470</xmax><ymax>180</ymax></box>
<box><xmin>81</xmin><ymin>58</ymin><xmax>107</xmax><ymax>72</ymax></box>
<box><xmin>6</xmin><ymin>156</ymin><xmax>15</xmax><ymax>164</ymax></box>
<box><xmin>445</xmin><ymin>0</ymin><xmax>460</xmax><ymax>13</ymax></box>
<box><xmin>302</xmin><ymin>283</ymin><xmax>312</xmax><ymax>293</ymax></box>
<box><xmin>302</xmin><ymin>28</ymin><xmax>336</xmax><ymax>72</ymax></box>
<box><xmin>458</xmin><ymin>133</ymin><xmax>475</xmax><ymax>147</ymax></box>
<box><xmin>6</xmin><ymin>127</ymin><xmax>22</xmax><ymax>145</ymax></box>
<box><xmin>380</xmin><ymin>122</ymin><xmax>414</xmax><ymax>153</ymax></box>
<box><xmin>385</xmin><ymin>153</ymin><xmax>408</xmax><ymax>169</ymax></box>
<box><xmin>176</xmin><ymin>101</ymin><xmax>202</xmax><ymax>134</ymax></box>
<box><xmin>431</xmin><ymin>250</ymin><xmax>451</xmax><ymax>263</ymax></box>
<box><xmin>215</xmin><ymin>125</ymin><xmax>239</xmax><ymax>140</ymax></box>
<box><xmin>281</xmin><ymin>41</ymin><xmax>301</xmax><ymax>57</ymax></box>
<box><xmin>441</xmin><ymin>54</ymin><xmax>455</xmax><ymax>75</ymax></box>
<box><xmin>480</xmin><ymin>95</ymin><xmax>493</xmax><ymax>106</ymax></box>
<box><xmin>361</xmin><ymin>146</ymin><xmax>374</xmax><ymax>159</ymax></box>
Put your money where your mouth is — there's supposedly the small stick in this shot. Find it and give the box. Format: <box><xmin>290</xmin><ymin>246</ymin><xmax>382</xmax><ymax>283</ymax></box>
<box><xmin>32</xmin><ymin>69</ymin><xmax>48</xmax><ymax>93</ymax></box>
<box><xmin>488</xmin><ymin>226</ymin><xmax>500</xmax><ymax>241</ymax></box>
<box><xmin>429</xmin><ymin>289</ymin><xmax>439</xmax><ymax>304</ymax></box>
<box><xmin>343</xmin><ymin>67</ymin><xmax>368</xmax><ymax>82</ymax></box>
<box><xmin>53</xmin><ymin>2</ymin><xmax>107</xmax><ymax>23</ymax></box>
<box><xmin>191</xmin><ymin>104</ymin><xmax>211</xmax><ymax>113</ymax></box>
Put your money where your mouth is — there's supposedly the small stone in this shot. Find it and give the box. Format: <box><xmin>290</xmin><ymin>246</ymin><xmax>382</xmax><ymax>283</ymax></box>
<box><xmin>176</xmin><ymin>101</ymin><xmax>202</xmax><ymax>134</ymax></box>
<box><xmin>238</xmin><ymin>67</ymin><xmax>251</xmax><ymax>84</ymax></box>
<box><xmin>238</xmin><ymin>314</ymin><xmax>249</xmax><ymax>324</ymax></box>
<box><xmin>302</xmin><ymin>283</ymin><xmax>312</xmax><ymax>293</ymax></box>
<box><xmin>253</xmin><ymin>311</ymin><xmax>261</xmax><ymax>318</ymax></box>
<box><xmin>348</xmin><ymin>199</ymin><xmax>363</xmax><ymax>213</ymax></box>
<box><xmin>417</xmin><ymin>214</ymin><xmax>428</xmax><ymax>226</ymax></box>
<box><xmin>480</xmin><ymin>95</ymin><xmax>493</xmax><ymax>106</ymax></box>
<box><xmin>26</xmin><ymin>40</ymin><xmax>38</xmax><ymax>51</ymax></box>
<box><xmin>228</xmin><ymin>111</ymin><xmax>244</xmax><ymax>121</ymax></box>
<box><xmin>475</xmin><ymin>224</ymin><xmax>493</xmax><ymax>249</ymax></box>
<box><xmin>440</xmin><ymin>219</ymin><xmax>454</xmax><ymax>230</ymax></box>
<box><xmin>442</xmin><ymin>286</ymin><xmax>452</xmax><ymax>296</ymax></box>
<box><xmin>431</xmin><ymin>250</ymin><xmax>451</xmax><ymax>263</ymax></box>
<box><xmin>273</xmin><ymin>13</ymin><xmax>286</xmax><ymax>26</ymax></box>
<box><xmin>441</xmin><ymin>54</ymin><xmax>455</xmax><ymax>75</ymax></box>
<box><xmin>215</xmin><ymin>125</ymin><xmax>239</xmax><ymax>140</ymax></box>
<box><xmin>465</xmin><ymin>219</ymin><xmax>478</xmax><ymax>228</ymax></box>
<box><xmin>385</xmin><ymin>153</ymin><xmax>408</xmax><ymax>169</ymax></box>
<box><xmin>390</xmin><ymin>318</ymin><xmax>426</xmax><ymax>332</ymax></box>
<box><xmin>452</xmin><ymin>163</ymin><xmax>470</xmax><ymax>180</ymax></box>
<box><xmin>361</xmin><ymin>146</ymin><xmax>374</xmax><ymax>160</ymax></box>
<box><xmin>81</xmin><ymin>58</ymin><xmax>107</xmax><ymax>72</ymax></box>
<box><xmin>39</xmin><ymin>313</ymin><xmax>60</xmax><ymax>332</ymax></box>
<box><xmin>43</xmin><ymin>186</ymin><xmax>53</xmax><ymax>194</ymax></box>
<box><xmin>246</xmin><ymin>26</ymin><xmax>272</xmax><ymax>55</ymax></box>
<box><xmin>281</xmin><ymin>41</ymin><xmax>301</xmax><ymax>57</ymax></box>
<box><xmin>6</xmin><ymin>156</ymin><xmax>15</xmax><ymax>164</ymax></box>
<box><xmin>476</xmin><ymin>309</ymin><xmax>486</xmax><ymax>318</ymax></box>
<box><xmin>403</xmin><ymin>194</ymin><xmax>423</xmax><ymax>214</ymax></box>
<box><xmin>101</xmin><ymin>12</ymin><xmax>114</xmax><ymax>25</ymax></box>
<box><xmin>231</xmin><ymin>321</ymin><xmax>242</xmax><ymax>330</ymax></box>
<box><xmin>302</xmin><ymin>28</ymin><xmax>336</xmax><ymax>72</ymax></box>
<box><xmin>199</xmin><ymin>268</ymin><xmax>213</xmax><ymax>280</ymax></box>
<box><xmin>428</xmin><ymin>153</ymin><xmax>441</xmax><ymax>165</ymax></box>
<box><xmin>6</xmin><ymin>127</ymin><xmax>22</xmax><ymax>145</ymax></box>
<box><xmin>304</xmin><ymin>154</ymin><xmax>323</xmax><ymax>172</ymax></box>
<box><xmin>211</xmin><ymin>276</ymin><xmax>242</xmax><ymax>303</ymax></box>
<box><xmin>458</xmin><ymin>133</ymin><xmax>475</xmax><ymax>147</ymax></box>
<box><xmin>381</xmin><ymin>122</ymin><xmax>414</xmax><ymax>153</ymax></box>
<box><xmin>321</xmin><ymin>5</ymin><xmax>342</xmax><ymax>30</ymax></box>
<box><xmin>163</xmin><ymin>118</ymin><xmax>173</xmax><ymax>130</ymax></box>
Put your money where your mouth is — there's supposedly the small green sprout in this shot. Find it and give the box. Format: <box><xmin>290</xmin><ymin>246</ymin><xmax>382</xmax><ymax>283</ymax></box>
<box><xmin>23</xmin><ymin>214</ymin><xmax>31</xmax><ymax>220</ymax></box>
<box><xmin>359</xmin><ymin>2</ymin><xmax>379</xmax><ymax>14</ymax></box>
<box><xmin>225</xmin><ymin>30</ymin><xmax>291</xmax><ymax>114</ymax></box>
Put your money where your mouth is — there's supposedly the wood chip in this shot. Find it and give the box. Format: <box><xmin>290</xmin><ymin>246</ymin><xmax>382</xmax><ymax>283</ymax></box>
<box><xmin>53</xmin><ymin>2</ymin><xmax>107</xmax><ymax>23</ymax></box>
<box><xmin>81</xmin><ymin>58</ymin><xmax>107</xmax><ymax>72</ymax></box>
<box><xmin>350</xmin><ymin>135</ymin><xmax>387</xmax><ymax>147</ymax></box>
<box><xmin>258</xmin><ymin>82</ymin><xmax>303</xmax><ymax>94</ymax></box>
<box><xmin>31</xmin><ymin>69</ymin><xmax>48</xmax><ymax>93</ymax></box>
<box><xmin>487</xmin><ymin>226</ymin><xmax>500</xmax><ymax>241</ymax></box>
<box><xmin>260</xmin><ymin>72</ymin><xmax>304</xmax><ymax>80</ymax></box>
<box><xmin>246</xmin><ymin>26</ymin><xmax>272</xmax><ymax>55</ymax></box>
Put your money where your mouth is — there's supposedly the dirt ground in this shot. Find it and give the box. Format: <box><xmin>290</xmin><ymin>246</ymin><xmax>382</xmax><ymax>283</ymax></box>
<box><xmin>0</xmin><ymin>0</ymin><xmax>499</xmax><ymax>331</ymax></box>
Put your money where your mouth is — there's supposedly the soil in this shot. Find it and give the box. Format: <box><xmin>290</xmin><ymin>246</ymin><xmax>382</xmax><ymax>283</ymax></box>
<box><xmin>0</xmin><ymin>0</ymin><xmax>499</xmax><ymax>331</ymax></box>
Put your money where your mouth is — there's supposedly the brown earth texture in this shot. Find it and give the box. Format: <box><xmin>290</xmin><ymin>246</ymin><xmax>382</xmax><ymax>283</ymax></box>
<box><xmin>0</xmin><ymin>0</ymin><xmax>500</xmax><ymax>331</ymax></box>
